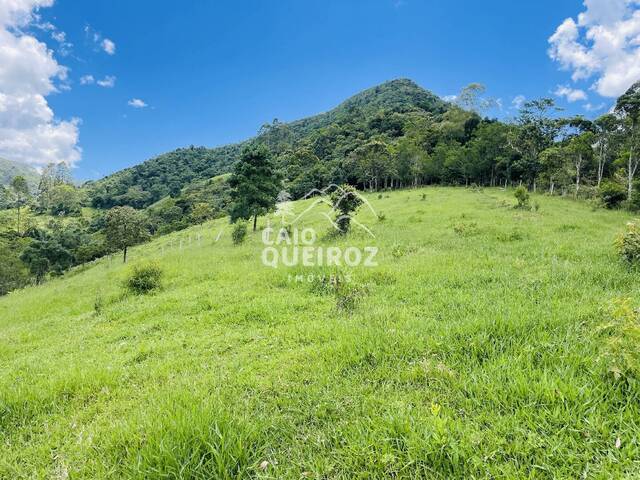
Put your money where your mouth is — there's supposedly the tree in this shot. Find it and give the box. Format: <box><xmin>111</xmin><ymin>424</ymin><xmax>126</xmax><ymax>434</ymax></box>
<box><xmin>189</xmin><ymin>202</ymin><xmax>214</xmax><ymax>224</ymax></box>
<box><xmin>36</xmin><ymin>163</ymin><xmax>56</xmax><ymax>212</ymax></box>
<box><xmin>20</xmin><ymin>239</ymin><xmax>73</xmax><ymax>282</ymax></box>
<box><xmin>104</xmin><ymin>206</ymin><xmax>149</xmax><ymax>263</ymax></box>
<box><xmin>566</xmin><ymin>132</ymin><xmax>595</xmax><ymax>197</ymax></box>
<box><xmin>229</xmin><ymin>145</ymin><xmax>280</xmax><ymax>231</ymax></box>
<box><xmin>49</xmin><ymin>184</ymin><xmax>82</xmax><ymax>216</ymax></box>
<box><xmin>10</xmin><ymin>176</ymin><xmax>30</xmax><ymax>235</ymax></box>
<box><xmin>330</xmin><ymin>185</ymin><xmax>363</xmax><ymax>234</ymax></box>
<box><xmin>455</xmin><ymin>83</ymin><xmax>498</xmax><ymax>115</ymax></box>
<box><xmin>282</xmin><ymin>148</ymin><xmax>330</xmax><ymax>198</ymax></box>
<box><xmin>593</xmin><ymin>114</ymin><xmax>620</xmax><ymax>187</ymax></box>
<box><xmin>615</xmin><ymin>81</ymin><xmax>640</xmax><ymax>200</ymax></box>
<box><xmin>350</xmin><ymin>140</ymin><xmax>392</xmax><ymax>190</ymax></box>
<box><xmin>0</xmin><ymin>241</ymin><xmax>28</xmax><ymax>294</ymax></box>
<box><xmin>53</xmin><ymin>162</ymin><xmax>72</xmax><ymax>185</ymax></box>
<box><xmin>509</xmin><ymin>98</ymin><xmax>560</xmax><ymax>190</ymax></box>
<box><xmin>540</xmin><ymin>146</ymin><xmax>569</xmax><ymax>195</ymax></box>
<box><xmin>0</xmin><ymin>186</ymin><xmax>10</xmax><ymax>210</ymax></box>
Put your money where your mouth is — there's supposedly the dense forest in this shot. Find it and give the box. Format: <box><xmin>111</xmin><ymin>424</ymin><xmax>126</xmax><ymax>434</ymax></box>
<box><xmin>1</xmin><ymin>78</ymin><xmax>639</xmax><ymax>295</ymax></box>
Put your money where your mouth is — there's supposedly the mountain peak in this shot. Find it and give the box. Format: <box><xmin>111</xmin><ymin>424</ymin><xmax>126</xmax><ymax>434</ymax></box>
<box><xmin>337</xmin><ymin>78</ymin><xmax>448</xmax><ymax>115</ymax></box>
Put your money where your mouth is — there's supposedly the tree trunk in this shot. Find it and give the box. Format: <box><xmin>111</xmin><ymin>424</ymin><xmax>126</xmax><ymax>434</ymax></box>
<box><xmin>16</xmin><ymin>205</ymin><xmax>20</xmax><ymax>236</ymax></box>
<box><xmin>575</xmin><ymin>154</ymin><xmax>582</xmax><ymax>198</ymax></box>
<box><xmin>597</xmin><ymin>143</ymin><xmax>605</xmax><ymax>187</ymax></box>
<box><xmin>123</xmin><ymin>246</ymin><xmax>128</xmax><ymax>263</ymax></box>
<box><xmin>629</xmin><ymin>122</ymin><xmax>637</xmax><ymax>200</ymax></box>
<box><xmin>628</xmin><ymin>144</ymin><xmax>637</xmax><ymax>200</ymax></box>
<box><xmin>253</xmin><ymin>214</ymin><xmax>258</xmax><ymax>232</ymax></box>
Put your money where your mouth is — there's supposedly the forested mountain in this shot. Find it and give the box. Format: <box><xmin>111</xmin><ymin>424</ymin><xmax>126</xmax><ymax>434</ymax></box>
<box><xmin>87</xmin><ymin>79</ymin><xmax>451</xmax><ymax>209</ymax></box>
<box><xmin>2</xmin><ymin>78</ymin><xmax>640</xmax><ymax>295</ymax></box>
<box><xmin>0</xmin><ymin>158</ymin><xmax>40</xmax><ymax>189</ymax></box>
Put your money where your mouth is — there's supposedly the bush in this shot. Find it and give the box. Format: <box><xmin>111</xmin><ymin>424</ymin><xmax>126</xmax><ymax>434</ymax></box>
<box><xmin>231</xmin><ymin>222</ymin><xmax>248</xmax><ymax>245</ymax></box>
<box><xmin>599</xmin><ymin>181</ymin><xmax>627</xmax><ymax>209</ymax></box>
<box><xmin>615</xmin><ymin>221</ymin><xmax>640</xmax><ymax>265</ymax></box>
<box><xmin>453</xmin><ymin>221</ymin><xmax>479</xmax><ymax>237</ymax></box>
<box><xmin>331</xmin><ymin>185</ymin><xmax>363</xmax><ymax>234</ymax></box>
<box><xmin>125</xmin><ymin>261</ymin><xmax>163</xmax><ymax>295</ymax></box>
<box><xmin>334</xmin><ymin>281</ymin><xmax>368</xmax><ymax>312</ymax></box>
<box><xmin>391</xmin><ymin>243</ymin><xmax>418</xmax><ymax>258</ymax></box>
<box><xmin>514</xmin><ymin>186</ymin><xmax>530</xmax><ymax>209</ymax></box>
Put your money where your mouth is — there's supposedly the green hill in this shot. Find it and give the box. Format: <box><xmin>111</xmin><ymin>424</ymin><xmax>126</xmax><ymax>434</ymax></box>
<box><xmin>1</xmin><ymin>187</ymin><xmax>638</xmax><ymax>478</ymax></box>
<box><xmin>0</xmin><ymin>157</ymin><xmax>40</xmax><ymax>189</ymax></box>
<box><xmin>87</xmin><ymin>79</ymin><xmax>451</xmax><ymax>209</ymax></box>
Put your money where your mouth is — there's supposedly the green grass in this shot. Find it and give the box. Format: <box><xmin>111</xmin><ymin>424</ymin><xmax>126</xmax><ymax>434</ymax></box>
<box><xmin>1</xmin><ymin>187</ymin><xmax>639</xmax><ymax>479</ymax></box>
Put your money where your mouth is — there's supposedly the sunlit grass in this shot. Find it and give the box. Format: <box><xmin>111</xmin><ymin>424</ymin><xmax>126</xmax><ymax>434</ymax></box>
<box><xmin>1</xmin><ymin>187</ymin><xmax>639</xmax><ymax>478</ymax></box>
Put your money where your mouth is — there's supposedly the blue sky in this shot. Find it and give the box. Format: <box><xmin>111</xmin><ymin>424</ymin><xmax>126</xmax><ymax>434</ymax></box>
<box><xmin>4</xmin><ymin>0</ymin><xmax>639</xmax><ymax>179</ymax></box>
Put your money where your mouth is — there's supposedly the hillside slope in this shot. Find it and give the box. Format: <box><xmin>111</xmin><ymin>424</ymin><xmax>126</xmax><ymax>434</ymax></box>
<box><xmin>0</xmin><ymin>157</ymin><xmax>40</xmax><ymax>188</ymax></box>
<box><xmin>1</xmin><ymin>188</ymin><xmax>639</xmax><ymax>478</ymax></box>
<box><xmin>88</xmin><ymin>79</ymin><xmax>450</xmax><ymax>209</ymax></box>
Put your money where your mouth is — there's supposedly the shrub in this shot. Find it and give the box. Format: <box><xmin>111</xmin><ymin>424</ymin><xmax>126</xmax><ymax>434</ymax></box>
<box><xmin>231</xmin><ymin>222</ymin><xmax>248</xmax><ymax>245</ymax></box>
<box><xmin>453</xmin><ymin>221</ymin><xmax>479</xmax><ymax>237</ymax></box>
<box><xmin>514</xmin><ymin>186</ymin><xmax>530</xmax><ymax>209</ymax></box>
<box><xmin>335</xmin><ymin>281</ymin><xmax>368</xmax><ymax>312</ymax></box>
<box><xmin>331</xmin><ymin>184</ymin><xmax>363</xmax><ymax>234</ymax></box>
<box><xmin>496</xmin><ymin>229</ymin><xmax>524</xmax><ymax>242</ymax></box>
<box><xmin>599</xmin><ymin>181</ymin><xmax>627</xmax><ymax>209</ymax></box>
<box><xmin>305</xmin><ymin>271</ymin><xmax>367</xmax><ymax>312</ymax></box>
<box><xmin>615</xmin><ymin>221</ymin><xmax>640</xmax><ymax>265</ymax></box>
<box><xmin>577</xmin><ymin>185</ymin><xmax>598</xmax><ymax>201</ymax></box>
<box><xmin>125</xmin><ymin>261</ymin><xmax>163</xmax><ymax>295</ymax></box>
<box><xmin>391</xmin><ymin>243</ymin><xmax>418</xmax><ymax>258</ymax></box>
<box><xmin>377</xmin><ymin>212</ymin><xmax>386</xmax><ymax>222</ymax></box>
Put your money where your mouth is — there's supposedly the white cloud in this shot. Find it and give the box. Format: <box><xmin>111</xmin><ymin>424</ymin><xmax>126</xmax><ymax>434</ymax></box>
<box><xmin>554</xmin><ymin>85</ymin><xmax>588</xmax><ymax>102</ymax></box>
<box><xmin>85</xmin><ymin>25</ymin><xmax>116</xmax><ymax>56</ymax></box>
<box><xmin>80</xmin><ymin>74</ymin><xmax>115</xmax><ymax>88</ymax></box>
<box><xmin>128</xmin><ymin>98</ymin><xmax>148</xmax><ymax>108</ymax></box>
<box><xmin>512</xmin><ymin>94</ymin><xmax>526</xmax><ymax>109</ymax></box>
<box><xmin>79</xmin><ymin>74</ymin><xmax>94</xmax><ymax>85</ymax></box>
<box><xmin>584</xmin><ymin>102</ymin><xmax>607</xmax><ymax>111</ymax></box>
<box><xmin>101</xmin><ymin>38</ymin><xmax>115</xmax><ymax>55</ymax></box>
<box><xmin>0</xmin><ymin>0</ymin><xmax>81</xmax><ymax>167</ymax></box>
<box><xmin>0</xmin><ymin>0</ymin><xmax>53</xmax><ymax>27</ymax></box>
<box><xmin>443</xmin><ymin>94</ymin><xmax>457</xmax><ymax>102</ymax></box>
<box><xmin>548</xmin><ymin>0</ymin><xmax>640</xmax><ymax>98</ymax></box>
<box><xmin>97</xmin><ymin>75</ymin><xmax>116</xmax><ymax>88</ymax></box>
<box><xmin>51</xmin><ymin>30</ymin><xmax>64</xmax><ymax>42</ymax></box>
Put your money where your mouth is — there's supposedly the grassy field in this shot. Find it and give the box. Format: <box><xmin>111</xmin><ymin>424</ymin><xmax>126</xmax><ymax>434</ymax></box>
<box><xmin>1</xmin><ymin>187</ymin><xmax>639</xmax><ymax>479</ymax></box>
